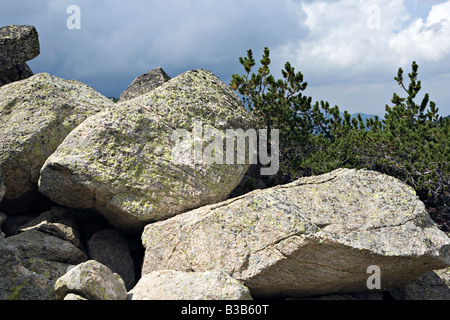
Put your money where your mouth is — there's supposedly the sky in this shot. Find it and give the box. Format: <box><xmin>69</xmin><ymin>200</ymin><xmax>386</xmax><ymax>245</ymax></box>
<box><xmin>1</xmin><ymin>0</ymin><xmax>450</xmax><ymax>116</ymax></box>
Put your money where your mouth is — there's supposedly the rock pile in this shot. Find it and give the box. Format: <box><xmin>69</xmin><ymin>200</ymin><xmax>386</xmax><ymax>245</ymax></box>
<box><xmin>0</xmin><ymin>25</ymin><xmax>449</xmax><ymax>300</ymax></box>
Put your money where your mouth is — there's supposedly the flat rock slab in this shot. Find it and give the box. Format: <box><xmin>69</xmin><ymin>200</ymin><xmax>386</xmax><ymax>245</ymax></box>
<box><xmin>39</xmin><ymin>69</ymin><xmax>256</xmax><ymax>233</ymax></box>
<box><xmin>141</xmin><ymin>168</ymin><xmax>450</xmax><ymax>298</ymax></box>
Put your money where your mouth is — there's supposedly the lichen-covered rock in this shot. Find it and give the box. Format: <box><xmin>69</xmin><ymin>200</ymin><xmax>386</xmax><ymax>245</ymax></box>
<box><xmin>0</xmin><ymin>73</ymin><xmax>114</xmax><ymax>201</ymax></box>
<box><xmin>127</xmin><ymin>270</ymin><xmax>253</xmax><ymax>300</ymax></box>
<box><xmin>0</xmin><ymin>25</ymin><xmax>39</xmax><ymax>72</ymax></box>
<box><xmin>87</xmin><ymin>229</ymin><xmax>135</xmax><ymax>290</ymax></box>
<box><xmin>54</xmin><ymin>260</ymin><xmax>127</xmax><ymax>300</ymax></box>
<box><xmin>119</xmin><ymin>67</ymin><xmax>170</xmax><ymax>102</ymax></box>
<box><xmin>5</xmin><ymin>230</ymin><xmax>87</xmax><ymax>265</ymax></box>
<box><xmin>19</xmin><ymin>206</ymin><xmax>81</xmax><ymax>248</ymax></box>
<box><xmin>141</xmin><ymin>168</ymin><xmax>450</xmax><ymax>298</ymax></box>
<box><xmin>39</xmin><ymin>69</ymin><xmax>256</xmax><ymax>232</ymax></box>
<box><xmin>0</xmin><ymin>239</ymin><xmax>65</xmax><ymax>300</ymax></box>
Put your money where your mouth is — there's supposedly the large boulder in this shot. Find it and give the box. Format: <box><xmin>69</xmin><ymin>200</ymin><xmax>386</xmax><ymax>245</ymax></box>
<box><xmin>0</xmin><ymin>25</ymin><xmax>39</xmax><ymax>70</ymax></box>
<box><xmin>39</xmin><ymin>69</ymin><xmax>256</xmax><ymax>233</ymax></box>
<box><xmin>0</xmin><ymin>73</ymin><xmax>114</xmax><ymax>204</ymax></box>
<box><xmin>119</xmin><ymin>67</ymin><xmax>170</xmax><ymax>102</ymax></box>
<box><xmin>141</xmin><ymin>168</ymin><xmax>450</xmax><ymax>298</ymax></box>
<box><xmin>0</xmin><ymin>25</ymin><xmax>40</xmax><ymax>87</ymax></box>
<box><xmin>128</xmin><ymin>270</ymin><xmax>253</xmax><ymax>300</ymax></box>
<box><xmin>54</xmin><ymin>260</ymin><xmax>127</xmax><ymax>300</ymax></box>
<box><xmin>87</xmin><ymin>229</ymin><xmax>135</xmax><ymax>290</ymax></box>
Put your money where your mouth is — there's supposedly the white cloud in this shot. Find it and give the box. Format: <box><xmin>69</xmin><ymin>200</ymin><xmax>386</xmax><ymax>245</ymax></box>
<box><xmin>390</xmin><ymin>1</ymin><xmax>450</xmax><ymax>64</ymax></box>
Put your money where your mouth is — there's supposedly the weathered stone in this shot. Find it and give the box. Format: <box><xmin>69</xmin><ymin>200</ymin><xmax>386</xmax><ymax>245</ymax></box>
<box><xmin>119</xmin><ymin>67</ymin><xmax>171</xmax><ymax>102</ymax></box>
<box><xmin>0</xmin><ymin>25</ymin><xmax>39</xmax><ymax>72</ymax></box>
<box><xmin>0</xmin><ymin>63</ymin><xmax>33</xmax><ymax>87</ymax></box>
<box><xmin>5</xmin><ymin>230</ymin><xmax>87</xmax><ymax>265</ymax></box>
<box><xmin>0</xmin><ymin>72</ymin><xmax>114</xmax><ymax>202</ymax></box>
<box><xmin>54</xmin><ymin>260</ymin><xmax>127</xmax><ymax>300</ymax></box>
<box><xmin>87</xmin><ymin>229</ymin><xmax>135</xmax><ymax>290</ymax></box>
<box><xmin>19</xmin><ymin>206</ymin><xmax>81</xmax><ymax>248</ymax></box>
<box><xmin>141</xmin><ymin>168</ymin><xmax>450</xmax><ymax>298</ymax></box>
<box><xmin>127</xmin><ymin>270</ymin><xmax>253</xmax><ymax>300</ymax></box>
<box><xmin>0</xmin><ymin>240</ymin><xmax>57</xmax><ymax>300</ymax></box>
<box><xmin>389</xmin><ymin>267</ymin><xmax>450</xmax><ymax>300</ymax></box>
<box><xmin>39</xmin><ymin>69</ymin><xmax>256</xmax><ymax>232</ymax></box>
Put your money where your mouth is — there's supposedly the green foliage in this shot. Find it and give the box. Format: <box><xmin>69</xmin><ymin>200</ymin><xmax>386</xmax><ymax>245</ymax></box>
<box><xmin>231</xmin><ymin>48</ymin><xmax>450</xmax><ymax>231</ymax></box>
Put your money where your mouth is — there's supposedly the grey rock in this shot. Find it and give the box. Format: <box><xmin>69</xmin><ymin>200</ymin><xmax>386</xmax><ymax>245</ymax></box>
<box><xmin>19</xmin><ymin>206</ymin><xmax>81</xmax><ymax>248</ymax></box>
<box><xmin>0</xmin><ymin>63</ymin><xmax>33</xmax><ymax>87</ymax></box>
<box><xmin>128</xmin><ymin>270</ymin><xmax>253</xmax><ymax>300</ymax></box>
<box><xmin>0</xmin><ymin>72</ymin><xmax>114</xmax><ymax>201</ymax></box>
<box><xmin>119</xmin><ymin>67</ymin><xmax>171</xmax><ymax>102</ymax></box>
<box><xmin>5</xmin><ymin>230</ymin><xmax>87</xmax><ymax>265</ymax></box>
<box><xmin>390</xmin><ymin>267</ymin><xmax>450</xmax><ymax>300</ymax></box>
<box><xmin>0</xmin><ymin>240</ymin><xmax>58</xmax><ymax>300</ymax></box>
<box><xmin>39</xmin><ymin>69</ymin><xmax>256</xmax><ymax>233</ymax></box>
<box><xmin>0</xmin><ymin>25</ymin><xmax>39</xmax><ymax>72</ymax></box>
<box><xmin>141</xmin><ymin>168</ymin><xmax>450</xmax><ymax>298</ymax></box>
<box><xmin>1</xmin><ymin>212</ymin><xmax>40</xmax><ymax>237</ymax></box>
<box><xmin>54</xmin><ymin>260</ymin><xmax>127</xmax><ymax>300</ymax></box>
<box><xmin>63</xmin><ymin>293</ymin><xmax>87</xmax><ymax>300</ymax></box>
<box><xmin>87</xmin><ymin>229</ymin><xmax>135</xmax><ymax>290</ymax></box>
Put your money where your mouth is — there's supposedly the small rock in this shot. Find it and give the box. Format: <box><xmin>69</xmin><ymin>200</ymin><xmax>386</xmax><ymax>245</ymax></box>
<box><xmin>127</xmin><ymin>270</ymin><xmax>253</xmax><ymax>300</ymax></box>
<box><xmin>54</xmin><ymin>260</ymin><xmax>127</xmax><ymax>300</ymax></box>
<box><xmin>119</xmin><ymin>67</ymin><xmax>171</xmax><ymax>102</ymax></box>
<box><xmin>63</xmin><ymin>293</ymin><xmax>87</xmax><ymax>300</ymax></box>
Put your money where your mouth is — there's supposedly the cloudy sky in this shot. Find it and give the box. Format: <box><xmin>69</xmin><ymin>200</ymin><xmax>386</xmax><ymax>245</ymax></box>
<box><xmin>2</xmin><ymin>0</ymin><xmax>450</xmax><ymax>116</ymax></box>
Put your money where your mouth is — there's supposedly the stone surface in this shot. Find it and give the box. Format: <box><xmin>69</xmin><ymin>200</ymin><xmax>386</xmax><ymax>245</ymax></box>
<box><xmin>87</xmin><ymin>229</ymin><xmax>135</xmax><ymax>290</ymax></box>
<box><xmin>5</xmin><ymin>230</ymin><xmax>87</xmax><ymax>265</ymax></box>
<box><xmin>0</xmin><ymin>63</ymin><xmax>34</xmax><ymax>87</ymax></box>
<box><xmin>63</xmin><ymin>293</ymin><xmax>87</xmax><ymax>300</ymax></box>
<box><xmin>119</xmin><ymin>67</ymin><xmax>171</xmax><ymax>102</ymax></box>
<box><xmin>141</xmin><ymin>168</ymin><xmax>450</xmax><ymax>298</ymax></box>
<box><xmin>19</xmin><ymin>206</ymin><xmax>81</xmax><ymax>248</ymax></box>
<box><xmin>54</xmin><ymin>260</ymin><xmax>127</xmax><ymax>300</ymax></box>
<box><xmin>127</xmin><ymin>270</ymin><xmax>253</xmax><ymax>300</ymax></box>
<box><xmin>39</xmin><ymin>69</ymin><xmax>256</xmax><ymax>232</ymax></box>
<box><xmin>389</xmin><ymin>267</ymin><xmax>450</xmax><ymax>300</ymax></box>
<box><xmin>0</xmin><ymin>73</ymin><xmax>114</xmax><ymax>202</ymax></box>
<box><xmin>0</xmin><ymin>25</ymin><xmax>39</xmax><ymax>72</ymax></box>
<box><xmin>0</xmin><ymin>240</ymin><xmax>56</xmax><ymax>300</ymax></box>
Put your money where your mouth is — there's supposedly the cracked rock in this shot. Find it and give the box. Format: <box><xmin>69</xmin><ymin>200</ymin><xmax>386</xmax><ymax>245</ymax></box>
<box><xmin>141</xmin><ymin>168</ymin><xmax>450</xmax><ymax>298</ymax></box>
